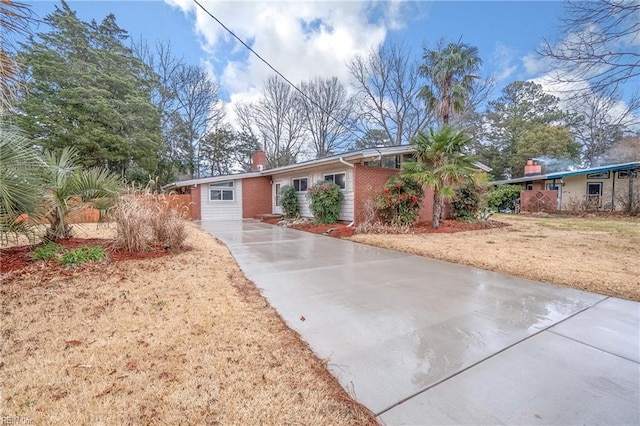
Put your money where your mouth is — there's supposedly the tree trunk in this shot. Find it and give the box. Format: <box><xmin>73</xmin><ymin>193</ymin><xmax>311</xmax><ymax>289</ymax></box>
<box><xmin>45</xmin><ymin>209</ymin><xmax>72</xmax><ymax>241</ymax></box>
<box><xmin>432</xmin><ymin>193</ymin><xmax>443</xmax><ymax>229</ymax></box>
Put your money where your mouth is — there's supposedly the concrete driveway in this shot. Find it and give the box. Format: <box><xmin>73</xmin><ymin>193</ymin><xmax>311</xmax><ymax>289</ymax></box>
<box><xmin>201</xmin><ymin>220</ymin><xmax>639</xmax><ymax>425</ymax></box>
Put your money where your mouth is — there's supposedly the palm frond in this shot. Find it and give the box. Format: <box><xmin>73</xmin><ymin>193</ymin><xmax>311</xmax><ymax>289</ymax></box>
<box><xmin>0</xmin><ymin>125</ymin><xmax>44</xmax><ymax>242</ymax></box>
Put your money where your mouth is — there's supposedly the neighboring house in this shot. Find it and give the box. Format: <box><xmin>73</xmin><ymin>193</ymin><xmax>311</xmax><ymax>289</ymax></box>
<box><xmin>164</xmin><ymin>146</ymin><xmax>491</xmax><ymax>224</ymax></box>
<box><xmin>491</xmin><ymin>160</ymin><xmax>640</xmax><ymax>212</ymax></box>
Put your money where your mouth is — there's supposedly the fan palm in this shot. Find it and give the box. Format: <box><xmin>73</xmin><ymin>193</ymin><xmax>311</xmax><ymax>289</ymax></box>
<box><xmin>403</xmin><ymin>126</ymin><xmax>478</xmax><ymax>228</ymax></box>
<box><xmin>41</xmin><ymin>147</ymin><xmax>121</xmax><ymax>240</ymax></box>
<box><xmin>419</xmin><ymin>42</ymin><xmax>482</xmax><ymax>126</ymax></box>
<box><xmin>0</xmin><ymin>125</ymin><xmax>43</xmax><ymax>243</ymax></box>
<box><xmin>1</xmin><ymin>0</ymin><xmax>35</xmax><ymax>112</ymax></box>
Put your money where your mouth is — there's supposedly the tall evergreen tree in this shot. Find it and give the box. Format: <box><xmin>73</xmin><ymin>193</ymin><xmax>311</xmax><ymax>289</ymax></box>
<box><xmin>17</xmin><ymin>1</ymin><xmax>162</xmax><ymax>181</ymax></box>
<box><xmin>481</xmin><ymin>81</ymin><xmax>574</xmax><ymax>178</ymax></box>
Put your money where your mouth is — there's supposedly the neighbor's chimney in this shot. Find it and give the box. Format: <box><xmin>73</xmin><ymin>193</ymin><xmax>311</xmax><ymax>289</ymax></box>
<box><xmin>524</xmin><ymin>159</ymin><xmax>543</xmax><ymax>176</ymax></box>
<box><xmin>251</xmin><ymin>150</ymin><xmax>267</xmax><ymax>172</ymax></box>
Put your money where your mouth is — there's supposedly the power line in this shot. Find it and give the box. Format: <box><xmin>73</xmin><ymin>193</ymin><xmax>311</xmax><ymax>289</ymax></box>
<box><xmin>191</xmin><ymin>0</ymin><xmax>363</xmax><ymax>142</ymax></box>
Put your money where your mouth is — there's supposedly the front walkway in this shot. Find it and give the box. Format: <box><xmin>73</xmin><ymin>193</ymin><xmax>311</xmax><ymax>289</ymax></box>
<box><xmin>200</xmin><ymin>220</ymin><xmax>639</xmax><ymax>425</ymax></box>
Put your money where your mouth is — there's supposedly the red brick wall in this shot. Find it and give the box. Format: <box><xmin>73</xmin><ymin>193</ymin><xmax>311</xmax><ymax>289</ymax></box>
<box><xmin>353</xmin><ymin>164</ymin><xmax>435</xmax><ymax>225</ymax></box>
<box><xmin>251</xmin><ymin>150</ymin><xmax>267</xmax><ymax>171</ymax></box>
<box><xmin>242</xmin><ymin>176</ymin><xmax>272</xmax><ymax>218</ymax></box>
<box><xmin>520</xmin><ymin>190</ymin><xmax>558</xmax><ymax>213</ymax></box>
<box><xmin>190</xmin><ymin>185</ymin><xmax>201</xmax><ymax>220</ymax></box>
<box><xmin>532</xmin><ymin>181</ymin><xmax>545</xmax><ymax>190</ymax></box>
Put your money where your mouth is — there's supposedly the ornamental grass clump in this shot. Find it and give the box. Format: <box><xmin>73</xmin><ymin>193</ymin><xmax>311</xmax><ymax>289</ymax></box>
<box><xmin>111</xmin><ymin>191</ymin><xmax>188</xmax><ymax>252</ymax></box>
<box><xmin>377</xmin><ymin>175</ymin><xmax>424</xmax><ymax>227</ymax></box>
<box><xmin>307</xmin><ymin>181</ymin><xmax>344</xmax><ymax>224</ymax></box>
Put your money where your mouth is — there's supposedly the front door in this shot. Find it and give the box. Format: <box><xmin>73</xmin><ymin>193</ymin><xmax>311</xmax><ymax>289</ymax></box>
<box><xmin>274</xmin><ymin>182</ymin><xmax>283</xmax><ymax>215</ymax></box>
<box><xmin>587</xmin><ymin>182</ymin><xmax>602</xmax><ymax>208</ymax></box>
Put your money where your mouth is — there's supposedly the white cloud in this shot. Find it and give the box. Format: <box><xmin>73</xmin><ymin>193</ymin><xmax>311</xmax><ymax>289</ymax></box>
<box><xmin>165</xmin><ymin>0</ymin><xmax>405</xmax><ymax>127</ymax></box>
<box><xmin>491</xmin><ymin>42</ymin><xmax>517</xmax><ymax>82</ymax></box>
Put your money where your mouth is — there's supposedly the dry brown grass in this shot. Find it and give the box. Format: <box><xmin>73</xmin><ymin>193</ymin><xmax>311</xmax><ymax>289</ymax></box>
<box><xmin>1</xmin><ymin>223</ymin><xmax>376</xmax><ymax>425</ymax></box>
<box><xmin>350</xmin><ymin>214</ymin><xmax>640</xmax><ymax>302</ymax></box>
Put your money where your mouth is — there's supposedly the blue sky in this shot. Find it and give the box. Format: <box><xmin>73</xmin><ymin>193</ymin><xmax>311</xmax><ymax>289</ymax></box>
<box><xmin>28</xmin><ymin>1</ymin><xmax>574</xmax><ymax>110</ymax></box>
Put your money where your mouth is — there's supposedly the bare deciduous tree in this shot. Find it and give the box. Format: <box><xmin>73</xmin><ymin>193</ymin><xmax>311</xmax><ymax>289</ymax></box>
<box><xmin>570</xmin><ymin>87</ymin><xmax>639</xmax><ymax>166</ymax></box>
<box><xmin>172</xmin><ymin>65</ymin><xmax>224</xmax><ymax>178</ymax></box>
<box><xmin>298</xmin><ymin>76</ymin><xmax>355</xmax><ymax>158</ymax></box>
<box><xmin>133</xmin><ymin>40</ymin><xmax>224</xmax><ymax>180</ymax></box>
<box><xmin>539</xmin><ymin>0</ymin><xmax>640</xmax><ymax>95</ymax></box>
<box><xmin>603</xmin><ymin>133</ymin><xmax>640</xmax><ymax>164</ymax></box>
<box><xmin>235</xmin><ymin>76</ymin><xmax>305</xmax><ymax>167</ymax></box>
<box><xmin>348</xmin><ymin>42</ymin><xmax>431</xmax><ymax>146</ymax></box>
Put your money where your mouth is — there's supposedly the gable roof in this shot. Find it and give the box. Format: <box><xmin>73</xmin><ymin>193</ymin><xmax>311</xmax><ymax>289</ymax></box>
<box><xmin>490</xmin><ymin>161</ymin><xmax>640</xmax><ymax>185</ymax></box>
<box><xmin>163</xmin><ymin>144</ymin><xmax>491</xmax><ymax>189</ymax></box>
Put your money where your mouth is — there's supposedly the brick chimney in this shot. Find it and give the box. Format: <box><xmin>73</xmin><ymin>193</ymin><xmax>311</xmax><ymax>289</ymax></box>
<box><xmin>524</xmin><ymin>159</ymin><xmax>543</xmax><ymax>176</ymax></box>
<box><xmin>251</xmin><ymin>150</ymin><xmax>267</xmax><ymax>171</ymax></box>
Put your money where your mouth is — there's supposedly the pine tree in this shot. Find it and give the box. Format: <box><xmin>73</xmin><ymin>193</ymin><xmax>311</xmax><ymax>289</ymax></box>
<box><xmin>17</xmin><ymin>1</ymin><xmax>162</xmax><ymax>181</ymax></box>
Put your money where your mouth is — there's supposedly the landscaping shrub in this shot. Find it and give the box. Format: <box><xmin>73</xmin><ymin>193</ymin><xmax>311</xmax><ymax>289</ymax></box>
<box><xmin>280</xmin><ymin>185</ymin><xmax>299</xmax><ymax>218</ymax></box>
<box><xmin>377</xmin><ymin>175</ymin><xmax>424</xmax><ymax>227</ymax></box>
<box><xmin>32</xmin><ymin>242</ymin><xmax>106</xmax><ymax>267</ymax></box>
<box><xmin>151</xmin><ymin>207</ymin><xmax>188</xmax><ymax>249</ymax></box>
<box><xmin>32</xmin><ymin>242</ymin><xmax>65</xmax><ymax>261</ymax></box>
<box><xmin>111</xmin><ymin>195</ymin><xmax>155</xmax><ymax>252</ymax></box>
<box><xmin>60</xmin><ymin>246</ymin><xmax>106</xmax><ymax>267</ymax></box>
<box><xmin>486</xmin><ymin>185</ymin><xmax>523</xmax><ymax>212</ymax></box>
<box><xmin>307</xmin><ymin>181</ymin><xmax>344</xmax><ymax>224</ymax></box>
<box><xmin>111</xmin><ymin>192</ymin><xmax>188</xmax><ymax>252</ymax></box>
<box><xmin>452</xmin><ymin>183</ymin><xmax>485</xmax><ymax>221</ymax></box>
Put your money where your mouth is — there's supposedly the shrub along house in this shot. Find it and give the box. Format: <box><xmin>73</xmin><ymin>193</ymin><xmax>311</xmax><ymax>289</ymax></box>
<box><xmin>163</xmin><ymin>146</ymin><xmax>491</xmax><ymax>224</ymax></box>
<box><xmin>490</xmin><ymin>160</ymin><xmax>640</xmax><ymax>213</ymax></box>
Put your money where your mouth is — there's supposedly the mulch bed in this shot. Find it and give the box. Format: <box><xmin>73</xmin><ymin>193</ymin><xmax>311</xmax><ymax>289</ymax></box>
<box><xmin>258</xmin><ymin>216</ymin><xmax>507</xmax><ymax>238</ymax></box>
<box><xmin>411</xmin><ymin>219</ymin><xmax>507</xmax><ymax>233</ymax></box>
<box><xmin>0</xmin><ymin>238</ymin><xmax>178</xmax><ymax>275</ymax></box>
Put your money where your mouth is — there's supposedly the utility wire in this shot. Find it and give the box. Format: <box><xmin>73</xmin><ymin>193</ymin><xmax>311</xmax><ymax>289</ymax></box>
<box><xmin>192</xmin><ymin>0</ymin><xmax>363</xmax><ymax>142</ymax></box>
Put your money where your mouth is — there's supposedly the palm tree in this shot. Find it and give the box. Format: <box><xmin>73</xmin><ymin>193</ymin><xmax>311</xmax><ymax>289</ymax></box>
<box><xmin>1</xmin><ymin>0</ymin><xmax>35</xmax><ymax>112</ymax></box>
<box><xmin>0</xmin><ymin>125</ymin><xmax>43</xmax><ymax>243</ymax></box>
<box><xmin>41</xmin><ymin>147</ymin><xmax>121</xmax><ymax>240</ymax></box>
<box><xmin>419</xmin><ymin>41</ymin><xmax>482</xmax><ymax>126</ymax></box>
<box><xmin>403</xmin><ymin>126</ymin><xmax>478</xmax><ymax>229</ymax></box>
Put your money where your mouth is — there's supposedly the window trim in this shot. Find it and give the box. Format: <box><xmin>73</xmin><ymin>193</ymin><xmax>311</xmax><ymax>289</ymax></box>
<box><xmin>618</xmin><ymin>170</ymin><xmax>638</xmax><ymax>179</ymax></box>
<box><xmin>275</xmin><ymin>183</ymin><xmax>282</xmax><ymax>207</ymax></box>
<box><xmin>586</xmin><ymin>182</ymin><xmax>603</xmax><ymax>208</ymax></box>
<box><xmin>209</xmin><ymin>181</ymin><xmax>234</xmax><ymax>201</ymax></box>
<box><xmin>323</xmin><ymin>172</ymin><xmax>347</xmax><ymax>190</ymax></box>
<box><xmin>292</xmin><ymin>177</ymin><xmax>308</xmax><ymax>192</ymax></box>
<box><xmin>546</xmin><ymin>183</ymin><xmax>559</xmax><ymax>191</ymax></box>
<box><xmin>587</xmin><ymin>171</ymin><xmax>610</xmax><ymax>179</ymax></box>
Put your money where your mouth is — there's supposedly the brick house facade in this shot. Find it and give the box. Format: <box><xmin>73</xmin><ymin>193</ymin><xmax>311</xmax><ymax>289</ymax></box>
<box><xmin>165</xmin><ymin>146</ymin><xmax>490</xmax><ymax>224</ymax></box>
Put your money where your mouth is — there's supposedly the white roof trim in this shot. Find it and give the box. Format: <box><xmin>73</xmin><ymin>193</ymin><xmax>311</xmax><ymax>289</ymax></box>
<box><xmin>163</xmin><ymin>144</ymin><xmax>492</xmax><ymax>189</ymax></box>
<box><xmin>163</xmin><ymin>172</ymin><xmax>262</xmax><ymax>189</ymax></box>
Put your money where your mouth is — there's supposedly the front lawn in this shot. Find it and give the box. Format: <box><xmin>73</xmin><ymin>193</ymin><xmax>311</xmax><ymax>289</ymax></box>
<box><xmin>0</xmin><ymin>223</ymin><xmax>375</xmax><ymax>424</ymax></box>
<box><xmin>350</xmin><ymin>214</ymin><xmax>640</xmax><ymax>301</ymax></box>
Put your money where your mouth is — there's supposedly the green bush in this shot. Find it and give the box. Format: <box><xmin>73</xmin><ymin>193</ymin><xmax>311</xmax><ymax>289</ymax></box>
<box><xmin>307</xmin><ymin>181</ymin><xmax>344</xmax><ymax>224</ymax></box>
<box><xmin>32</xmin><ymin>243</ymin><xmax>106</xmax><ymax>267</ymax></box>
<box><xmin>486</xmin><ymin>185</ymin><xmax>523</xmax><ymax>212</ymax></box>
<box><xmin>280</xmin><ymin>185</ymin><xmax>299</xmax><ymax>218</ymax></box>
<box><xmin>32</xmin><ymin>242</ymin><xmax>65</xmax><ymax>261</ymax></box>
<box><xmin>60</xmin><ymin>246</ymin><xmax>106</xmax><ymax>267</ymax></box>
<box><xmin>377</xmin><ymin>175</ymin><xmax>424</xmax><ymax>227</ymax></box>
<box><xmin>452</xmin><ymin>183</ymin><xmax>485</xmax><ymax>221</ymax></box>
